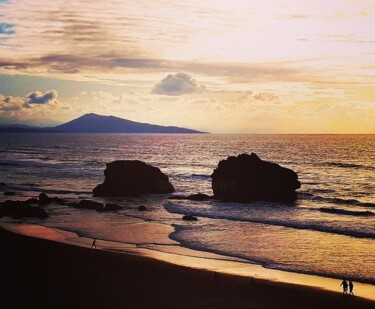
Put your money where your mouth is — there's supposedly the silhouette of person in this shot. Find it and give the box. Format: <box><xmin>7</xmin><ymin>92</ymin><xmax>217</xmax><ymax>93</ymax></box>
<box><xmin>91</xmin><ymin>238</ymin><xmax>97</xmax><ymax>249</ymax></box>
<box><xmin>348</xmin><ymin>280</ymin><xmax>354</xmax><ymax>295</ymax></box>
<box><xmin>340</xmin><ymin>279</ymin><xmax>348</xmax><ymax>294</ymax></box>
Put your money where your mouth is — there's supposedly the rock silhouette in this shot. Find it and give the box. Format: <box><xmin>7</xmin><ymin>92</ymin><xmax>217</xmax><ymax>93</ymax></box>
<box><xmin>76</xmin><ymin>200</ymin><xmax>104</xmax><ymax>210</ymax></box>
<box><xmin>182</xmin><ymin>215</ymin><xmax>198</xmax><ymax>221</ymax></box>
<box><xmin>38</xmin><ymin>193</ymin><xmax>51</xmax><ymax>205</ymax></box>
<box><xmin>96</xmin><ymin>203</ymin><xmax>122</xmax><ymax>212</ymax></box>
<box><xmin>93</xmin><ymin>160</ymin><xmax>174</xmax><ymax>197</ymax></box>
<box><xmin>168</xmin><ymin>193</ymin><xmax>212</xmax><ymax>201</ymax></box>
<box><xmin>3</xmin><ymin>191</ymin><xmax>16</xmax><ymax>196</ymax></box>
<box><xmin>0</xmin><ymin>200</ymin><xmax>48</xmax><ymax>218</ymax></box>
<box><xmin>0</xmin><ymin>182</ymin><xmax>6</xmax><ymax>186</ymax></box>
<box><xmin>211</xmin><ymin>153</ymin><xmax>301</xmax><ymax>202</ymax></box>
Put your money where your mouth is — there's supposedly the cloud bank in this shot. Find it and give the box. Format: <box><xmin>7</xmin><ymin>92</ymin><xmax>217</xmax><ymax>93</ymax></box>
<box><xmin>152</xmin><ymin>73</ymin><xmax>206</xmax><ymax>96</ymax></box>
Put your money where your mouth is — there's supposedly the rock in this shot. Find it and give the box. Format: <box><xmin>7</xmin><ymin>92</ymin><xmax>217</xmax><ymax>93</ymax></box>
<box><xmin>96</xmin><ymin>203</ymin><xmax>122</xmax><ymax>212</ymax></box>
<box><xmin>3</xmin><ymin>191</ymin><xmax>16</xmax><ymax>196</ymax></box>
<box><xmin>0</xmin><ymin>200</ymin><xmax>48</xmax><ymax>218</ymax></box>
<box><xmin>0</xmin><ymin>182</ymin><xmax>6</xmax><ymax>186</ymax></box>
<box><xmin>53</xmin><ymin>196</ymin><xmax>67</xmax><ymax>205</ymax></box>
<box><xmin>138</xmin><ymin>205</ymin><xmax>147</xmax><ymax>211</ymax></box>
<box><xmin>187</xmin><ymin>193</ymin><xmax>212</xmax><ymax>201</ymax></box>
<box><xmin>93</xmin><ymin>160</ymin><xmax>175</xmax><ymax>197</ymax></box>
<box><xmin>76</xmin><ymin>199</ymin><xmax>104</xmax><ymax>210</ymax></box>
<box><xmin>26</xmin><ymin>198</ymin><xmax>39</xmax><ymax>204</ymax></box>
<box><xmin>167</xmin><ymin>195</ymin><xmax>187</xmax><ymax>200</ymax></box>
<box><xmin>211</xmin><ymin>153</ymin><xmax>301</xmax><ymax>202</ymax></box>
<box><xmin>39</xmin><ymin>193</ymin><xmax>51</xmax><ymax>205</ymax></box>
<box><xmin>168</xmin><ymin>193</ymin><xmax>212</xmax><ymax>201</ymax></box>
<box><xmin>182</xmin><ymin>215</ymin><xmax>198</xmax><ymax>221</ymax></box>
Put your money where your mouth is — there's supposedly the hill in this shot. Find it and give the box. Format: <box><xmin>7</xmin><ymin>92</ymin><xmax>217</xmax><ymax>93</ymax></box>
<box><xmin>0</xmin><ymin>113</ymin><xmax>205</xmax><ymax>134</ymax></box>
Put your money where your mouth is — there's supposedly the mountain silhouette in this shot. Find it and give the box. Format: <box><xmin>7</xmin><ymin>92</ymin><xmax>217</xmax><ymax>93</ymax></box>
<box><xmin>0</xmin><ymin>113</ymin><xmax>205</xmax><ymax>134</ymax></box>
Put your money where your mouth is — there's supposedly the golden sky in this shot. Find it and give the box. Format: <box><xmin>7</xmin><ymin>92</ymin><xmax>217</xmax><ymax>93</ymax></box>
<box><xmin>0</xmin><ymin>0</ymin><xmax>374</xmax><ymax>133</ymax></box>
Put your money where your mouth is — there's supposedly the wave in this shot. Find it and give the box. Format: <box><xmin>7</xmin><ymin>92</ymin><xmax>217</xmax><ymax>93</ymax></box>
<box><xmin>323</xmin><ymin>161</ymin><xmax>374</xmax><ymax>170</ymax></box>
<box><xmin>164</xmin><ymin>202</ymin><xmax>375</xmax><ymax>239</ymax></box>
<box><xmin>170</xmin><ymin>225</ymin><xmax>375</xmax><ymax>285</ymax></box>
<box><xmin>300</xmin><ymin>193</ymin><xmax>375</xmax><ymax>208</ymax></box>
<box><xmin>1</xmin><ymin>184</ymin><xmax>91</xmax><ymax>195</ymax></box>
<box><xmin>192</xmin><ymin>174</ymin><xmax>211</xmax><ymax>179</ymax></box>
<box><xmin>0</xmin><ymin>159</ymin><xmax>76</xmax><ymax>169</ymax></box>
<box><xmin>319</xmin><ymin>207</ymin><xmax>375</xmax><ymax>217</ymax></box>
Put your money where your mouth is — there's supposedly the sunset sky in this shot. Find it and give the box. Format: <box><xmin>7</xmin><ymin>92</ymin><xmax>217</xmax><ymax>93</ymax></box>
<box><xmin>0</xmin><ymin>0</ymin><xmax>374</xmax><ymax>133</ymax></box>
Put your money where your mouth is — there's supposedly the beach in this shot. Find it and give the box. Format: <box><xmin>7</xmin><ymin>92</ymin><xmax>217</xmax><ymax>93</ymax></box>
<box><xmin>1</xmin><ymin>227</ymin><xmax>374</xmax><ymax>309</ymax></box>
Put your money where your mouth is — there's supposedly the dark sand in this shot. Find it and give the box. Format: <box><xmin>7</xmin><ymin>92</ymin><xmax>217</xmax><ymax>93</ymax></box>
<box><xmin>0</xmin><ymin>228</ymin><xmax>373</xmax><ymax>309</ymax></box>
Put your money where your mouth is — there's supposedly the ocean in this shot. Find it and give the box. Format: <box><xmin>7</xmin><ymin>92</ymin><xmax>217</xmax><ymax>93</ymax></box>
<box><xmin>0</xmin><ymin>134</ymin><xmax>374</xmax><ymax>284</ymax></box>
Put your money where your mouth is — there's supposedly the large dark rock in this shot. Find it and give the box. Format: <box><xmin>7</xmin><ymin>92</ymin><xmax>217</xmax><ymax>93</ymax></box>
<box><xmin>0</xmin><ymin>200</ymin><xmax>48</xmax><ymax>218</ymax></box>
<box><xmin>211</xmin><ymin>153</ymin><xmax>301</xmax><ymax>202</ymax></box>
<box><xmin>93</xmin><ymin>160</ymin><xmax>174</xmax><ymax>197</ymax></box>
<box><xmin>0</xmin><ymin>182</ymin><xmax>6</xmax><ymax>186</ymax></box>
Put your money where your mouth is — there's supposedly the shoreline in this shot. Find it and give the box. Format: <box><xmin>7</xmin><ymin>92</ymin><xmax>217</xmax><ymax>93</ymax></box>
<box><xmin>1</xmin><ymin>222</ymin><xmax>375</xmax><ymax>308</ymax></box>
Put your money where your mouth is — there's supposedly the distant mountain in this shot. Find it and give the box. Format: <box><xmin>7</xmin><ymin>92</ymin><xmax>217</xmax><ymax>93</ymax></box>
<box><xmin>0</xmin><ymin>113</ymin><xmax>206</xmax><ymax>134</ymax></box>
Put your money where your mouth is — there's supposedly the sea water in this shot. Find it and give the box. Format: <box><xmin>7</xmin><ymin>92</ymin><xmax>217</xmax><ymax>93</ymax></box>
<box><xmin>0</xmin><ymin>134</ymin><xmax>374</xmax><ymax>283</ymax></box>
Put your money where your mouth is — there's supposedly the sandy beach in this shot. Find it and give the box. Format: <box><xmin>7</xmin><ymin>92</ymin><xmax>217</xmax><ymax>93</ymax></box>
<box><xmin>1</xmin><ymin>227</ymin><xmax>374</xmax><ymax>309</ymax></box>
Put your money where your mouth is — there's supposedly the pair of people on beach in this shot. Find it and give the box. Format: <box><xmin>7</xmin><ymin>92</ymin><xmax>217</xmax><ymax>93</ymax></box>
<box><xmin>340</xmin><ymin>279</ymin><xmax>354</xmax><ymax>295</ymax></box>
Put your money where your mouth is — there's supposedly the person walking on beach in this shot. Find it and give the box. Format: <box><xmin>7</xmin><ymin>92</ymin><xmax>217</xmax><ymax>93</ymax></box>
<box><xmin>340</xmin><ymin>279</ymin><xmax>348</xmax><ymax>294</ymax></box>
<box><xmin>348</xmin><ymin>280</ymin><xmax>354</xmax><ymax>295</ymax></box>
<box><xmin>91</xmin><ymin>238</ymin><xmax>97</xmax><ymax>249</ymax></box>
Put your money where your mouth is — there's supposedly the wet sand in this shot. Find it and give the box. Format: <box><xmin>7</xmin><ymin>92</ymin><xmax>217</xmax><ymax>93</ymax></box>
<box><xmin>0</xmin><ymin>227</ymin><xmax>374</xmax><ymax>309</ymax></box>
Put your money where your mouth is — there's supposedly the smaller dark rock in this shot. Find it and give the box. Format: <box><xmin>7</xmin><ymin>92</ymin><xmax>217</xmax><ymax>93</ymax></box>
<box><xmin>167</xmin><ymin>195</ymin><xmax>187</xmax><ymax>200</ymax></box>
<box><xmin>168</xmin><ymin>193</ymin><xmax>212</xmax><ymax>201</ymax></box>
<box><xmin>53</xmin><ymin>196</ymin><xmax>66</xmax><ymax>205</ymax></box>
<box><xmin>0</xmin><ymin>200</ymin><xmax>48</xmax><ymax>218</ymax></box>
<box><xmin>182</xmin><ymin>215</ymin><xmax>198</xmax><ymax>221</ymax></box>
<box><xmin>138</xmin><ymin>205</ymin><xmax>147</xmax><ymax>211</ymax></box>
<box><xmin>26</xmin><ymin>198</ymin><xmax>39</xmax><ymax>204</ymax></box>
<box><xmin>0</xmin><ymin>182</ymin><xmax>6</xmax><ymax>186</ymax></box>
<box><xmin>66</xmin><ymin>202</ymin><xmax>79</xmax><ymax>207</ymax></box>
<box><xmin>187</xmin><ymin>193</ymin><xmax>212</xmax><ymax>201</ymax></box>
<box><xmin>96</xmin><ymin>203</ymin><xmax>122</xmax><ymax>212</ymax></box>
<box><xmin>39</xmin><ymin>193</ymin><xmax>52</xmax><ymax>205</ymax></box>
<box><xmin>76</xmin><ymin>200</ymin><xmax>104</xmax><ymax>210</ymax></box>
<box><xmin>3</xmin><ymin>191</ymin><xmax>16</xmax><ymax>196</ymax></box>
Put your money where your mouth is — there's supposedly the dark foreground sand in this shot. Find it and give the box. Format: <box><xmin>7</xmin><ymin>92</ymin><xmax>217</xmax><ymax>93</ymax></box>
<box><xmin>0</xmin><ymin>228</ymin><xmax>374</xmax><ymax>309</ymax></box>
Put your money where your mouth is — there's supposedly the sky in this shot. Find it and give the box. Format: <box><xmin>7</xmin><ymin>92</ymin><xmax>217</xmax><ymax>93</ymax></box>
<box><xmin>0</xmin><ymin>0</ymin><xmax>374</xmax><ymax>133</ymax></box>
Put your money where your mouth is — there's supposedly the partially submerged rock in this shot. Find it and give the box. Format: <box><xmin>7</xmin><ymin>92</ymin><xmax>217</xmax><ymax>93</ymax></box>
<box><xmin>93</xmin><ymin>160</ymin><xmax>174</xmax><ymax>197</ymax></box>
<box><xmin>3</xmin><ymin>191</ymin><xmax>16</xmax><ymax>196</ymax></box>
<box><xmin>38</xmin><ymin>193</ymin><xmax>66</xmax><ymax>206</ymax></box>
<box><xmin>0</xmin><ymin>182</ymin><xmax>6</xmax><ymax>186</ymax></box>
<box><xmin>211</xmin><ymin>153</ymin><xmax>301</xmax><ymax>202</ymax></box>
<box><xmin>74</xmin><ymin>200</ymin><xmax>121</xmax><ymax>212</ymax></box>
<box><xmin>182</xmin><ymin>215</ymin><xmax>198</xmax><ymax>221</ymax></box>
<box><xmin>76</xmin><ymin>200</ymin><xmax>104</xmax><ymax>210</ymax></box>
<box><xmin>96</xmin><ymin>203</ymin><xmax>122</xmax><ymax>212</ymax></box>
<box><xmin>138</xmin><ymin>205</ymin><xmax>147</xmax><ymax>211</ymax></box>
<box><xmin>38</xmin><ymin>193</ymin><xmax>51</xmax><ymax>205</ymax></box>
<box><xmin>0</xmin><ymin>200</ymin><xmax>48</xmax><ymax>218</ymax></box>
<box><xmin>168</xmin><ymin>193</ymin><xmax>212</xmax><ymax>201</ymax></box>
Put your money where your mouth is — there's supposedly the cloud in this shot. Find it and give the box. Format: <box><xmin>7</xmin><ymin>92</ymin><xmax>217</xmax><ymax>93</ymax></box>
<box><xmin>0</xmin><ymin>95</ymin><xmax>24</xmax><ymax>111</ymax></box>
<box><xmin>152</xmin><ymin>73</ymin><xmax>206</xmax><ymax>96</ymax></box>
<box><xmin>26</xmin><ymin>90</ymin><xmax>58</xmax><ymax>105</ymax></box>
<box><xmin>254</xmin><ymin>92</ymin><xmax>279</xmax><ymax>102</ymax></box>
<box><xmin>0</xmin><ymin>90</ymin><xmax>59</xmax><ymax>112</ymax></box>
